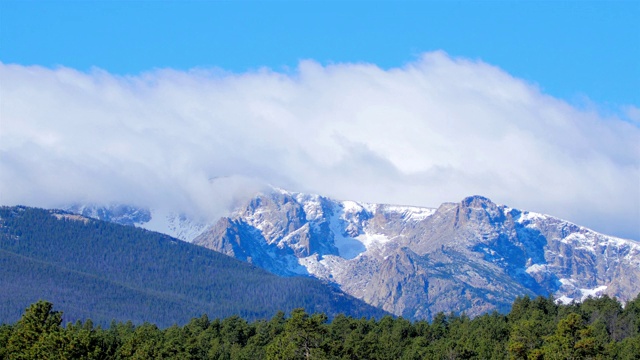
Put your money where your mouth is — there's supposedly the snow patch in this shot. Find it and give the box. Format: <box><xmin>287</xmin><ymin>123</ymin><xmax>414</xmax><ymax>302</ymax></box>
<box><xmin>52</xmin><ymin>213</ymin><xmax>89</xmax><ymax>223</ymax></box>
<box><xmin>516</xmin><ymin>211</ymin><xmax>549</xmax><ymax>224</ymax></box>
<box><xmin>327</xmin><ymin>203</ymin><xmax>365</xmax><ymax>259</ymax></box>
<box><xmin>556</xmin><ymin>296</ymin><xmax>574</xmax><ymax>305</ymax></box>
<box><xmin>525</xmin><ymin>264</ymin><xmax>548</xmax><ymax>274</ymax></box>
<box><xmin>333</xmin><ymin>232</ymin><xmax>391</xmax><ymax>260</ymax></box>
<box><xmin>559</xmin><ymin>278</ymin><xmax>575</xmax><ymax>287</ymax></box>
<box><xmin>333</xmin><ymin>235</ymin><xmax>367</xmax><ymax>260</ymax></box>
<box><xmin>294</xmin><ymin>193</ymin><xmax>326</xmax><ymax>221</ymax></box>
<box><xmin>140</xmin><ymin>208</ymin><xmax>208</xmax><ymax>242</ymax></box>
<box><xmin>580</xmin><ymin>285</ymin><xmax>608</xmax><ymax>301</ymax></box>
<box><xmin>342</xmin><ymin>200</ymin><xmax>365</xmax><ymax>213</ymax></box>
<box><xmin>383</xmin><ymin>205</ymin><xmax>436</xmax><ymax>221</ymax></box>
<box><xmin>328</xmin><ymin>202</ymin><xmax>394</xmax><ymax>259</ymax></box>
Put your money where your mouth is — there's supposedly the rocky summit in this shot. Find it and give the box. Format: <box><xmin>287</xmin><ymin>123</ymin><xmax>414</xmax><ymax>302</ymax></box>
<box><xmin>192</xmin><ymin>189</ymin><xmax>640</xmax><ymax>320</ymax></box>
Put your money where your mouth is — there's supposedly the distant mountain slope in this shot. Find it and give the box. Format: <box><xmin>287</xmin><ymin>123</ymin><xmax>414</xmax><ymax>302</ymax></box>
<box><xmin>64</xmin><ymin>204</ymin><xmax>207</xmax><ymax>242</ymax></box>
<box><xmin>193</xmin><ymin>189</ymin><xmax>640</xmax><ymax>320</ymax></box>
<box><xmin>0</xmin><ymin>206</ymin><xmax>388</xmax><ymax>327</ymax></box>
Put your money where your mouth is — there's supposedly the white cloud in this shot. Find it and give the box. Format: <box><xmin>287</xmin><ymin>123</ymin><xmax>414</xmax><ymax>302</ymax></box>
<box><xmin>1</xmin><ymin>52</ymin><xmax>639</xmax><ymax>239</ymax></box>
<box><xmin>624</xmin><ymin>105</ymin><xmax>640</xmax><ymax>125</ymax></box>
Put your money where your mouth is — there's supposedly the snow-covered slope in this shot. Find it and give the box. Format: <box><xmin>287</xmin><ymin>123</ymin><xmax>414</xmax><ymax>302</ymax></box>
<box><xmin>193</xmin><ymin>189</ymin><xmax>640</xmax><ymax>320</ymax></box>
<box><xmin>65</xmin><ymin>204</ymin><xmax>208</xmax><ymax>242</ymax></box>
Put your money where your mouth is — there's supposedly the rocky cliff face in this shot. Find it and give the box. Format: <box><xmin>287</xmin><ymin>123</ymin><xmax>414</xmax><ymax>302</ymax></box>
<box><xmin>193</xmin><ymin>189</ymin><xmax>640</xmax><ymax>320</ymax></box>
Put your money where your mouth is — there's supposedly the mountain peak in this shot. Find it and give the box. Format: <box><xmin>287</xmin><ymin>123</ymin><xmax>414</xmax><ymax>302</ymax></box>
<box><xmin>194</xmin><ymin>189</ymin><xmax>640</xmax><ymax>320</ymax></box>
<box><xmin>460</xmin><ymin>195</ymin><xmax>494</xmax><ymax>206</ymax></box>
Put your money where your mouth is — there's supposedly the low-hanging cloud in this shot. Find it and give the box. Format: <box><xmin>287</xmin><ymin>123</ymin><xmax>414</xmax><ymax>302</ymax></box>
<box><xmin>1</xmin><ymin>51</ymin><xmax>639</xmax><ymax>240</ymax></box>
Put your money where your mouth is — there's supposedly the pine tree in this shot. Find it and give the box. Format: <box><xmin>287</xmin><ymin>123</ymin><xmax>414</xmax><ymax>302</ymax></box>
<box><xmin>5</xmin><ymin>300</ymin><xmax>64</xmax><ymax>359</ymax></box>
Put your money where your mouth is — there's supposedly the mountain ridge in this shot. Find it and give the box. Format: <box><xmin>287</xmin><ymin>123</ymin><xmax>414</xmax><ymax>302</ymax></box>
<box><xmin>192</xmin><ymin>189</ymin><xmax>640</xmax><ymax>320</ymax></box>
<box><xmin>0</xmin><ymin>205</ymin><xmax>388</xmax><ymax>326</ymax></box>
<box><xmin>61</xmin><ymin>189</ymin><xmax>640</xmax><ymax>320</ymax></box>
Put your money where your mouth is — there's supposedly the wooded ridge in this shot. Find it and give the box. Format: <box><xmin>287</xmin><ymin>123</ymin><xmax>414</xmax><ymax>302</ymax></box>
<box><xmin>0</xmin><ymin>206</ymin><xmax>386</xmax><ymax>327</ymax></box>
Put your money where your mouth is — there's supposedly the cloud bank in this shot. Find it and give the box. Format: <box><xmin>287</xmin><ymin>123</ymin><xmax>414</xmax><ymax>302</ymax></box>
<box><xmin>1</xmin><ymin>52</ymin><xmax>638</xmax><ymax>240</ymax></box>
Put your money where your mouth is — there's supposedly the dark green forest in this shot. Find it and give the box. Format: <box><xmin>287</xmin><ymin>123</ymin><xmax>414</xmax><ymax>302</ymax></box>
<box><xmin>0</xmin><ymin>206</ymin><xmax>386</xmax><ymax>326</ymax></box>
<box><xmin>1</xmin><ymin>295</ymin><xmax>639</xmax><ymax>359</ymax></box>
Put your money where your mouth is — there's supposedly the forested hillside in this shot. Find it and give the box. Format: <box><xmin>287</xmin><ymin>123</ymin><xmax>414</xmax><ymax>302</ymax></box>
<box><xmin>0</xmin><ymin>206</ymin><xmax>387</xmax><ymax>327</ymax></box>
<box><xmin>1</xmin><ymin>295</ymin><xmax>639</xmax><ymax>359</ymax></box>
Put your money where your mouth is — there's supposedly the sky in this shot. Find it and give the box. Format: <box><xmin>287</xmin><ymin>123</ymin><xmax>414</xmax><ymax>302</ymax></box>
<box><xmin>1</xmin><ymin>1</ymin><xmax>639</xmax><ymax>240</ymax></box>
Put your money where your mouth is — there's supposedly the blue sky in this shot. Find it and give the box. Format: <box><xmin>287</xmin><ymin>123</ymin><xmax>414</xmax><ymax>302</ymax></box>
<box><xmin>1</xmin><ymin>1</ymin><xmax>638</xmax><ymax>108</ymax></box>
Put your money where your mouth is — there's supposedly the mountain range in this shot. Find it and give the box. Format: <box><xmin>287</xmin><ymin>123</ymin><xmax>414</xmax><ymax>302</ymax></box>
<box><xmin>64</xmin><ymin>188</ymin><xmax>640</xmax><ymax>321</ymax></box>
<box><xmin>0</xmin><ymin>206</ymin><xmax>387</xmax><ymax>327</ymax></box>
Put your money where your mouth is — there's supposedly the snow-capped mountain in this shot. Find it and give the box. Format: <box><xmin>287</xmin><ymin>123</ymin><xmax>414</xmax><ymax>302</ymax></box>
<box><xmin>65</xmin><ymin>204</ymin><xmax>208</xmax><ymax>242</ymax></box>
<box><xmin>193</xmin><ymin>189</ymin><xmax>640</xmax><ymax>320</ymax></box>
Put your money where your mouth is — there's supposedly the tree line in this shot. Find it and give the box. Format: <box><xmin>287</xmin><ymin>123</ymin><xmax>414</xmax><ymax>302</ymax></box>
<box><xmin>1</xmin><ymin>294</ymin><xmax>639</xmax><ymax>359</ymax></box>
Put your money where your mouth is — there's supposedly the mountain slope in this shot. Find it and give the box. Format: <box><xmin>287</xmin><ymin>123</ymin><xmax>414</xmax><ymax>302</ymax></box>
<box><xmin>0</xmin><ymin>206</ymin><xmax>388</xmax><ymax>327</ymax></box>
<box><xmin>193</xmin><ymin>190</ymin><xmax>640</xmax><ymax>320</ymax></box>
<box><xmin>64</xmin><ymin>204</ymin><xmax>207</xmax><ymax>242</ymax></box>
